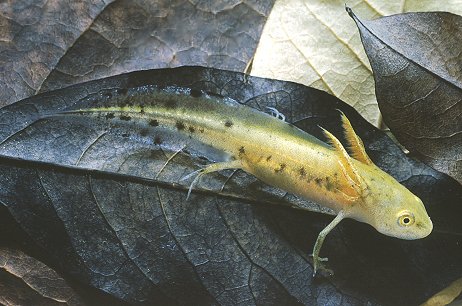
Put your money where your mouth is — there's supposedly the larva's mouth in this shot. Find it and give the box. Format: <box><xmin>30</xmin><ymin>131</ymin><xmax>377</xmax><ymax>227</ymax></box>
<box><xmin>375</xmin><ymin>218</ymin><xmax>433</xmax><ymax>240</ymax></box>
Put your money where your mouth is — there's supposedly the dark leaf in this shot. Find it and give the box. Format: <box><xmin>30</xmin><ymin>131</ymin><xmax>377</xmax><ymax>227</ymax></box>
<box><xmin>40</xmin><ymin>0</ymin><xmax>275</xmax><ymax>94</ymax></box>
<box><xmin>348</xmin><ymin>8</ymin><xmax>462</xmax><ymax>183</ymax></box>
<box><xmin>0</xmin><ymin>0</ymin><xmax>112</xmax><ymax>106</ymax></box>
<box><xmin>0</xmin><ymin>247</ymin><xmax>85</xmax><ymax>305</ymax></box>
<box><xmin>0</xmin><ymin>206</ymin><xmax>132</xmax><ymax>306</ymax></box>
<box><xmin>0</xmin><ymin>0</ymin><xmax>275</xmax><ymax>107</ymax></box>
<box><xmin>0</xmin><ymin>67</ymin><xmax>461</xmax><ymax>305</ymax></box>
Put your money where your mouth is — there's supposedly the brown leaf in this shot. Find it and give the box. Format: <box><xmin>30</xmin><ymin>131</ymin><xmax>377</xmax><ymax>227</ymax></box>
<box><xmin>349</xmin><ymin>8</ymin><xmax>462</xmax><ymax>183</ymax></box>
<box><xmin>421</xmin><ymin>277</ymin><xmax>462</xmax><ymax>306</ymax></box>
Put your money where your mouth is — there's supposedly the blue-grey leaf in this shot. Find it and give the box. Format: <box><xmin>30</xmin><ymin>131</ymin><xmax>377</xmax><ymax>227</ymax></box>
<box><xmin>0</xmin><ymin>67</ymin><xmax>461</xmax><ymax>305</ymax></box>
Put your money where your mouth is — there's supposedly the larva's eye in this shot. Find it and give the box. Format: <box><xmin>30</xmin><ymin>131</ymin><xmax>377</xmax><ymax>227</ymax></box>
<box><xmin>397</xmin><ymin>211</ymin><xmax>415</xmax><ymax>227</ymax></box>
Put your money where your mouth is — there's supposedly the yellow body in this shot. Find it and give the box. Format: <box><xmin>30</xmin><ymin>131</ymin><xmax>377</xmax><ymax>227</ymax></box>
<box><xmin>62</xmin><ymin>85</ymin><xmax>433</xmax><ymax>274</ymax></box>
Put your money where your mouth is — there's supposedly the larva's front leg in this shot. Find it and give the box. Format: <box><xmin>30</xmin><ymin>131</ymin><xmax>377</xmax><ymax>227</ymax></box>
<box><xmin>311</xmin><ymin>210</ymin><xmax>346</xmax><ymax>276</ymax></box>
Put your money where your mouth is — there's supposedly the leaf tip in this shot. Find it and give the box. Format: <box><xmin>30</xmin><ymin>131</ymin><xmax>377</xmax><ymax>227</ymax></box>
<box><xmin>345</xmin><ymin>5</ymin><xmax>353</xmax><ymax>17</ymax></box>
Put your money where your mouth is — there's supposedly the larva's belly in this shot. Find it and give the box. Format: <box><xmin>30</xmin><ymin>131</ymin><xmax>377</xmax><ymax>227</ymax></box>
<box><xmin>240</xmin><ymin>148</ymin><xmax>346</xmax><ymax>213</ymax></box>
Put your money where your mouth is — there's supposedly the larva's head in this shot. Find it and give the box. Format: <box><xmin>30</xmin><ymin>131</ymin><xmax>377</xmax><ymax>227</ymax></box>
<box><xmin>350</xmin><ymin>162</ymin><xmax>433</xmax><ymax>240</ymax></box>
<box><xmin>321</xmin><ymin>111</ymin><xmax>432</xmax><ymax>240</ymax></box>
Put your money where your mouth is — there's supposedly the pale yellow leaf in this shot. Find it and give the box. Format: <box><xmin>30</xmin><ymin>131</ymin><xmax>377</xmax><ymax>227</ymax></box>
<box><xmin>251</xmin><ymin>0</ymin><xmax>462</xmax><ymax>126</ymax></box>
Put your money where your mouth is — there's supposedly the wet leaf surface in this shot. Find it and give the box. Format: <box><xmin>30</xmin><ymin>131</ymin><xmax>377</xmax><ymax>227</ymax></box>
<box><xmin>0</xmin><ymin>67</ymin><xmax>461</xmax><ymax>305</ymax></box>
<box><xmin>349</xmin><ymin>9</ymin><xmax>462</xmax><ymax>183</ymax></box>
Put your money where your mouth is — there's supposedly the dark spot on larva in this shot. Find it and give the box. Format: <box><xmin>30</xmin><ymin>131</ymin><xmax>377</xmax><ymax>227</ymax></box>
<box><xmin>315</xmin><ymin>178</ymin><xmax>323</xmax><ymax>186</ymax></box>
<box><xmin>120</xmin><ymin>115</ymin><xmax>131</xmax><ymax>121</ymax></box>
<box><xmin>325</xmin><ymin>177</ymin><xmax>335</xmax><ymax>191</ymax></box>
<box><xmin>188</xmin><ymin>126</ymin><xmax>195</xmax><ymax>133</ymax></box>
<box><xmin>224</xmin><ymin>120</ymin><xmax>233</xmax><ymax>127</ymax></box>
<box><xmin>190</xmin><ymin>88</ymin><xmax>202</xmax><ymax>98</ymax></box>
<box><xmin>239</xmin><ymin>146</ymin><xmax>245</xmax><ymax>155</ymax></box>
<box><xmin>199</xmin><ymin>128</ymin><xmax>205</xmax><ymax>133</ymax></box>
<box><xmin>105</xmin><ymin>113</ymin><xmax>115</xmax><ymax>120</ymax></box>
<box><xmin>154</xmin><ymin>136</ymin><xmax>162</xmax><ymax>145</ymax></box>
<box><xmin>266</xmin><ymin>155</ymin><xmax>272</xmax><ymax>161</ymax></box>
<box><xmin>122</xmin><ymin>133</ymin><xmax>130</xmax><ymax>138</ymax></box>
<box><xmin>275</xmin><ymin>163</ymin><xmax>286</xmax><ymax>173</ymax></box>
<box><xmin>165</xmin><ymin>97</ymin><xmax>177</xmax><ymax>108</ymax></box>
<box><xmin>140</xmin><ymin>105</ymin><xmax>145</xmax><ymax>114</ymax></box>
<box><xmin>176</xmin><ymin>121</ymin><xmax>185</xmax><ymax>130</ymax></box>
<box><xmin>117</xmin><ymin>88</ymin><xmax>128</xmax><ymax>95</ymax></box>
<box><xmin>207</xmin><ymin>91</ymin><xmax>223</xmax><ymax>99</ymax></box>
<box><xmin>149</xmin><ymin>150</ymin><xmax>157</xmax><ymax>158</ymax></box>
<box><xmin>140</xmin><ymin>129</ymin><xmax>149</xmax><ymax>137</ymax></box>
<box><xmin>299</xmin><ymin>167</ymin><xmax>306</xmax><ymax>177</ymax></box>
<box><xmin>149</xmin><ymin>119</ymin><xmax>159</xmax><ymax>127</ymax></box>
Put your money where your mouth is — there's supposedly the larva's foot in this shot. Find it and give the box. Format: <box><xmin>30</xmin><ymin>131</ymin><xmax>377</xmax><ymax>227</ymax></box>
<box><xmin>312</xmin><ymin>260</ymin><xmax>334</xmax><ymax>277</ymax></box>
<box><xmin>309</xmin><ymin>253</ymin><xmax>328</xmax><ymax>262</ymax></box>
<box><xmin>266</xmin><ymin>106</ymin><xmax>286</xmax><ymax>121</ymax></box>
<box><xmin>310</xmin><ymin>254</ymin><xmax>333</xmax><ymax>277</ymax></box>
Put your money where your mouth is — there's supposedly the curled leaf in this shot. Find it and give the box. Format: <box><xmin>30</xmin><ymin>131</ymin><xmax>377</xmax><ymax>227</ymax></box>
<box><xmin>421</xmin><ymin>277</ymin><xmax>462</xmax><ymax>306</ymax></box>
<box><xmin>349</xmin><ymin>8</ymin><xmax>462</xmax><ymax>183</ymax></box>
<box><xmin>251</xmin><ymin>0</ymin><xmax>462</xmax><ymax>126</ymax></box>
<box><xmin>0</xmin><ymin>247</ymin><xmax>84</xmax><ymax>305</ymax></box>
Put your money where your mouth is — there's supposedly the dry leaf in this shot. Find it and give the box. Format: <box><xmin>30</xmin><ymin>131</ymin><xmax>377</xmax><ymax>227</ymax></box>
<box><xmin>0</xmin><ymin>247</ymin><xmax>84</xmax><ymax>305</ymax></box>
<box><xmin>1</xmin><ymin>67</ymin><xmax>461</xmax><ymax>305</ymax></box>
<box><xmin>421</xmin><ymin>277</ymin><xmax>462</xmax><ymax>306</ymax></box>
<box><xmin>349</xmin><ymin>9</ymin><xmax>462</xmax><ymax>183</ymax></box>
<box><xmin>251</xmin><ymin>0</ymin><xmax>462</xmax><ymax>126</ymax></box>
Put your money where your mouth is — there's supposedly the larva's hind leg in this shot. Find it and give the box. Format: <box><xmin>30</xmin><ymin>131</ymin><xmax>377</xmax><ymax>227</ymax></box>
<box><xmin>181</xmin><ymin>159</ymin><xmax>243</xmax><ymax>200</ymax></box>
<box><xmin>266</xmin><ymin>107</ymin><xmax>286</xmax><ymax>121</ymax></box>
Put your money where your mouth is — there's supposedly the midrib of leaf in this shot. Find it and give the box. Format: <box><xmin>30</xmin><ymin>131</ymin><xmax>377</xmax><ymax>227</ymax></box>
<box><xmin>282</xmin><ymin>28</ymin><xmax>335</xmax><ymax>95</ymax></box>
<box><xmin>361</xmin><ymin>0</ymin><xmax>387</xmax><ymax>16</ymax></box>
<box><xmin>302</xmin><ymin>2</ymin><xmax>372</xmax><ymax>73</ymax></box>
<box><xmin>399</xmin><ymin>0</ymin><xmax>406</xmax><ymax>12</ymax></box>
